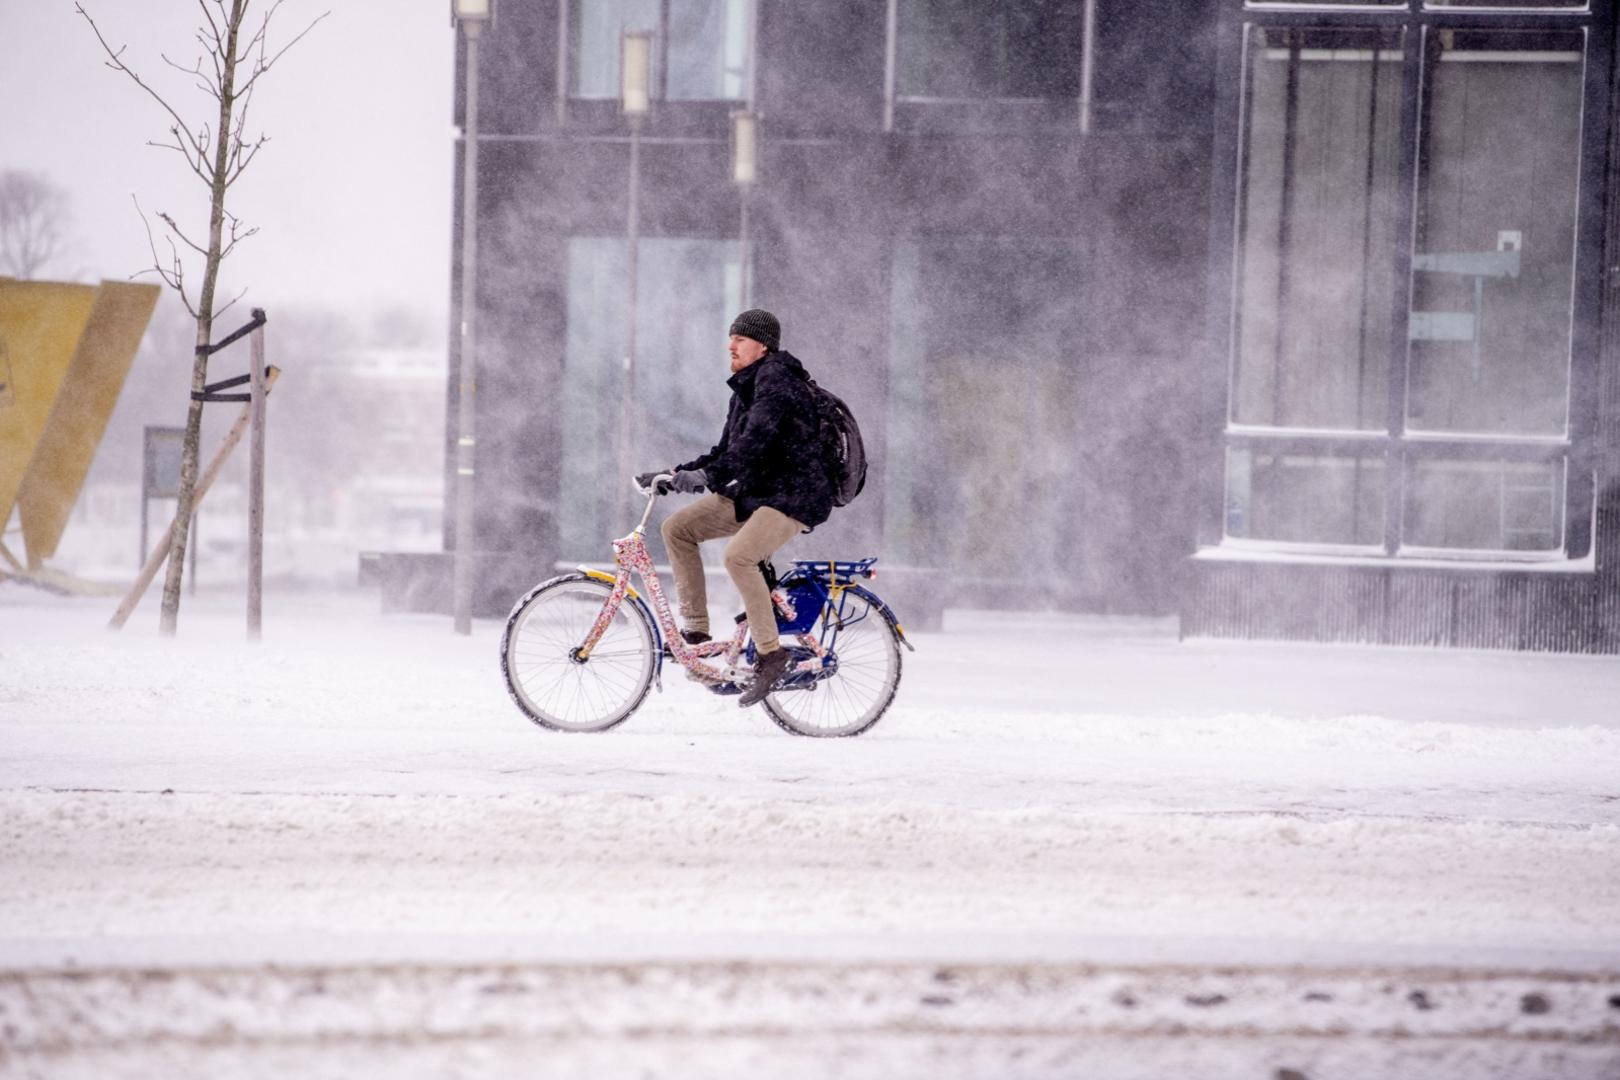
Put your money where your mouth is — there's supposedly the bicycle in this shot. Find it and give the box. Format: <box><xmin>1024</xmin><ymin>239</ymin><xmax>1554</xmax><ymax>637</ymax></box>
<box><xmin>499</xmin><ymin>475</ymin><xmax>914</xmax><ymax>737</ymax></box>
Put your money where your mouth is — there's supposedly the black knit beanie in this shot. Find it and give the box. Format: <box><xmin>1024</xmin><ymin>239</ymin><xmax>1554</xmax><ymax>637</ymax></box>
<box><xmin>728</xmin><ymin>308</ymin><xmax>781</xmax><ymax>352</ymax></box>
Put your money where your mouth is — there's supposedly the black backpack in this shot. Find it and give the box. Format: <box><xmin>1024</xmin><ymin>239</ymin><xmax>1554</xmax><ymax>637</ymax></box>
<box><xmin>806</xmin><ymin>378</ymin><xmax>866</xmax><ymax>507</ymax></box>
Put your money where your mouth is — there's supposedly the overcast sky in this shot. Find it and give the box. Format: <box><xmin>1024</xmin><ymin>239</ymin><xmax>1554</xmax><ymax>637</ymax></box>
<box><xmin>0</xmin><ymin>0</ymin><xmax>455</xmax><ymax>337</ymax></box>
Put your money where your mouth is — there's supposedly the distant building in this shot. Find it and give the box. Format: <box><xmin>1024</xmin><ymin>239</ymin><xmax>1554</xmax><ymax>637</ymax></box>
<box><xmin>440</xmin><ymin>0</ymin><xmax>1620</xmax><ymax>651</ymax></box>
<box><xmin>305</xmin><ymin>347</ymin><xmax>445</xmax><ymax>569</ymax></box>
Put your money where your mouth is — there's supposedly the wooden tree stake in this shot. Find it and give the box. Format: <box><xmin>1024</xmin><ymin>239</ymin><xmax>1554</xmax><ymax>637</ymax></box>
<box><xmin>108</xmin><ymin>366</ymin><xmax>279</xmax><ymax>631</ymax></box>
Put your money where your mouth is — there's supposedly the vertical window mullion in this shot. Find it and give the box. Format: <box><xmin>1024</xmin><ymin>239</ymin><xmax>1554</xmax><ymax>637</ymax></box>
<box><xmin>746</xmin><ymin>0</ymin><xmax>760</xmax><ymax>108</ymax></box>
<box><xmin>1569</xmin><ymin>22</ymin><xmax>1610</xmax><ymax>557</ymax></box>
<box><xmin>1227</xmin><ymin>21</ymin><xmax>1259</xmax><ymax>433</ymax></box>
<box><xmin>556</xmin><ymin>0</ymin><xmax>571</xmax><ymax>123</ymax></box>
<box><xmin>1271</xmin><ymin>34</ymin><xmax>1303</xmax><ymax>428</ymax></box>
<box><xmin>1353</xmin><ymin>30</ymin><xmax>1389</xmax><ymax>433</ymax></box>
<box><xmin>1079</xmin><ymin>0</ymin><xmax>1097</xmax><ymax>133</ymax></box>
<box><xmin>1203</xmin><ymin>13</ymin><xmax>1252</xmax><ymax>547</ymax></box>
<box><xmin>883</xmin><ymin>0</ymin><xmax>899</xmax><ymax>131</ymax></box>
<box><xmin>657</xmin><ymin>0</ymin><xmax>671</xmax><ymax>101</ymax></box>
<box><xmin>1385</xmin><ymin>21</ymin><xmax>1429</xmax><ymax>554</ymax></box>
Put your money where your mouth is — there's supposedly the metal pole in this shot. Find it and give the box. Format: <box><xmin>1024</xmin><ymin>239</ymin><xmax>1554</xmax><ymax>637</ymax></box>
<box><xmin>452</xmin><ymin>20</ymin><xmax>484</xmax><ymax>635</ymax></box>
<box><xmin>731</xmin><ymin>110</ymin><xmax>756</xmax><ymax>317</ymax></box>
<box><xmin>1079</xmin><ymin>0</ymin><xmax>1097</xmax><ymax>135</ymax></box>
<box><xmin>739</xmin><ymin>190</ymin><xmax>751</xmax><ymax>308</ymax></box>
<box><xmin>247</xmin><ymin>310</ymin><xmax>266</xmax><ymax>640</ymax></box>
<box><xmin>882</xmin><ymin>0</ymin><xmax>898</xmax><ymax>133</ymax></box>
<box><xmin>619</xmin><ymin>116</ymin><xmax>642</xmax><ymax>523</ymax></box>
<box><xmin>555</xmin><ymin>0</ymin><xmax>570</xmax><ymax>125</ymax></box>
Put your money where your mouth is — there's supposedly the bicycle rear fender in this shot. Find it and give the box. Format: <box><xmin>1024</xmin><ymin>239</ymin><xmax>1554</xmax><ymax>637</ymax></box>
<box><xmin>844</xmin><ymin>583</ymin><xmax>916</xmax><ymax>652</ymax></box>
<box><xmin>777</xmin><ymin>563</ymin><xmax>916</xmax><ymax>654</ymax></box>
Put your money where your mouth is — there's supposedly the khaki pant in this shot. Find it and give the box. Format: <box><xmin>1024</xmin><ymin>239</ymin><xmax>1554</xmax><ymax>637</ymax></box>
<box><xmin>659</xmin><ymin>494</ymin><xmax>804</xmax><ymax>654</ymax></box>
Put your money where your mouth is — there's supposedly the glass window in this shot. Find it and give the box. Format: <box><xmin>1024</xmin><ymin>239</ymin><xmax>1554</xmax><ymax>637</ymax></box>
<box><xmin>571</xmin><ymin>0</ymin><xmax>752</xmax><ymax>101</ymax></box>
<box><xmin>1404</xmin><ymin>457</ymin><xmax>1566</xmax><ymax>552</ymax></box>
<box><xmin>1405</xmin><ymin>29</ymin><xmax>1585</xmax><ymax>437</ymax></box>
<box><xmin>560</xmin><ymin>237</ymin><xmax>742</xmax><ymax>559</ymax></box>
<box><xmin>1220</xmin><ymin>12</ymin><xmax>1595</xmax><ymax>560</ymax></box>
<box><xmin>1225</xmin><ymin>448</ymin><xmax>1386</xmax><ymax>546</ymax></box>
<box><xmin>897</xmin><ymin>0</ymin><xmax>1084</xmax><ymax>100</ymax></box>
<box><xmin>886</xmin><ymin>237</ymin><xmax>1083</xmax><ymax>583</ymax></box>
<box><xmin>1232</xmin><ymin>26</ymin><xmax>1406</xmax><ymax>431</ymax></box>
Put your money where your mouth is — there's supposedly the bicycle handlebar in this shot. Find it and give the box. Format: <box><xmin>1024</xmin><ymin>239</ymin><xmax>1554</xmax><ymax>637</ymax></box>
<box><xmin>630</xmin><ymin>473</ymin><xmax>667</xmax><ymax>533</ymax></box>
<box><xmin>630</xmin><ymin>470</ymin><xmax>716</xmax><ymax>532</ymax></box>
<box><xmin>633</xmin><ymin>472</ymin><xmax>673</xmax><ymax>497</ymax></box>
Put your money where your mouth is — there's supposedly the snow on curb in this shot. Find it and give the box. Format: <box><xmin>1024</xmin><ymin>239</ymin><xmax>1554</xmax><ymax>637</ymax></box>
<box><xmin>2</xmin><ymin>959</ymin><xmax>1617</xmax><ymax>1073</ymax></box>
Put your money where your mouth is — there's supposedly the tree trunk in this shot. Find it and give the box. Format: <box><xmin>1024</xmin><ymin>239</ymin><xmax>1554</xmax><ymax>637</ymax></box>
<box><xmin>159</xmin><ymin>0</ymin><xmax>247</xmax><ymax>635</ymax></box>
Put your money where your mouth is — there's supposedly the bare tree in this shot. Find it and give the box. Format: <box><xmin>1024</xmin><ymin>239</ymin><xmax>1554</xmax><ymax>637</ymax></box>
<box><xmin>0</xmin><ymin>170</ymin><xmax>72</xmax><ymax>279</ymax></box>
<box><xmin>77</xmin><ymin>1</ymin><xmax>324</xmax><ymax>635</ymax></box>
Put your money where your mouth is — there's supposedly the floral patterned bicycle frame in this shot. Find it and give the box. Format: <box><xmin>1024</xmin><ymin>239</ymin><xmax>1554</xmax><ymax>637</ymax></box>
<box><xmin>571</xmin><ymin>483</ymin><xmax>829</xmax><ymax>691</ymax></box>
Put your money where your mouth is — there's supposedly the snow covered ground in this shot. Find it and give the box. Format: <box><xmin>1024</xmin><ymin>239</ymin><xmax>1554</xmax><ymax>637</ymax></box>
<box><xmin>2</xmin><ymin>582</ymin><xmax>1618</xmax><ymax>1078</ymax></box>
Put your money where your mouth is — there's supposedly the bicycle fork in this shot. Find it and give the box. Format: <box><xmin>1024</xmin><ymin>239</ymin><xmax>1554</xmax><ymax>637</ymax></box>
<box><xmin>571</xmin><ymin>567</ymin><xmax>634</xmax><ymax>663</ymax></box>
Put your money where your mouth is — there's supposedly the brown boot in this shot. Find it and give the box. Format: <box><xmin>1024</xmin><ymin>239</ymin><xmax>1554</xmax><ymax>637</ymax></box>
<box><xmin>738</xmin><ymin>647</ymin><xmax>792</xmax><ymax>707</ymax></box>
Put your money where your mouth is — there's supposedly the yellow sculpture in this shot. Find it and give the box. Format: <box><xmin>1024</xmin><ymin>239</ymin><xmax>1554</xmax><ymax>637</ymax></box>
<box><xmin>0</xmin><ymin>277</ymin><xmax>160</xmax><ymax>589</ymax></box>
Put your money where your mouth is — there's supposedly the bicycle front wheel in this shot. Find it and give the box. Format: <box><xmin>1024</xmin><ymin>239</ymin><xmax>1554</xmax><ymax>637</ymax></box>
<box><xmin>500</xmin><ymin>573</ymin><xmax>656</xmax><ymax>733</ymax></box>
<box><xmin>764</xmin><ymin>587</ymin><xmax>902</xmax><ymax>738</ymax></box>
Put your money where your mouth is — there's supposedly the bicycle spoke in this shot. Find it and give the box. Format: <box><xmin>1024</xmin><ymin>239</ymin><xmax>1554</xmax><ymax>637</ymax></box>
<box><xmin>762</xmin><ymin>592</ymin><xmax>900</xmax><ymax>737</ymax></box>
<box><xmin>500</xmin><ymin>576</ymin><xmax>656</xmax><ymax>732</ymax></box>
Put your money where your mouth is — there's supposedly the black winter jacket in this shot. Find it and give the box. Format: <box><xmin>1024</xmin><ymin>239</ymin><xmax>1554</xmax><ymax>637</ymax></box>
<box><xmin>676</xmin><ymin>350</ymin><xmax>834</xmax><ymax>529</ymax></box>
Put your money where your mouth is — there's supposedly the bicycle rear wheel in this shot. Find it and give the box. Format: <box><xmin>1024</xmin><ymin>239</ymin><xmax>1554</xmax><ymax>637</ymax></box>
<box><xmin>763</xmin><ymin>587</ymin><xmax>901</xmax><ymax>738</ymax></box>
<box><xmin>500</xmin><ymin>573</ymin><xmax>655</xmax><ymax>732</ymax></box>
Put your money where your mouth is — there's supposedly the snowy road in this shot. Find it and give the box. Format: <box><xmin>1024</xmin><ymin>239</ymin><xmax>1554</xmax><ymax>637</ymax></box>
<box><xmin>2</xmin><ymin>587</ymin><xmax>1618</xmax><ymax>1077</ymax></box>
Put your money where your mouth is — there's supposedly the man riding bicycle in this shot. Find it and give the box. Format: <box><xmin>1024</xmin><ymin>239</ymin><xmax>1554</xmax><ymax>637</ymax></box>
<box><xmin>636</xmin><ymin>308</ymin><xmax>834</xmax><ymax>708</ymax></box>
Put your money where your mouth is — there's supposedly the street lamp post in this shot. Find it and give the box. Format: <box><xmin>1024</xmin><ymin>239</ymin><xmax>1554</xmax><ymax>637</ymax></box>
<box><xmin>451</xmin><ymin>0</ymin><xmax>492</xmax><ymax>635</ymax></box>
<box><xmin>618</xmin><ymin>30</ymin><xmax>652</xmax><ymax>520</ymax></box>
<box><xmin>731</xmin><ymin>109</ymin><xmax>757</xmax><ymax>306</ymax></box>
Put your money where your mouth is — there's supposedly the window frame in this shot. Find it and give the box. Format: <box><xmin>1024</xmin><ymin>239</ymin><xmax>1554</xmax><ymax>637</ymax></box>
<box><xmin>881</xmin><ymin>0</ymin><xmax>1100</xmax><ymax>133</ymax></box>
<box><xmin>555</xmin><ymin>0</ymin><xmax>757</xmax><ymax>123</ymax></box>
<box><xmin>1202</xmin><ymin>0</ymin><xmax>1612</xmax><ymax>564</ymax></box>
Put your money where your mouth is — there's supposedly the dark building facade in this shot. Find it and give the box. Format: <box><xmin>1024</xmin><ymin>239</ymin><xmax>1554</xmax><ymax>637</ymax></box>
<box><xmin>441</xmin><ymin>0</ymin><xmax>1620</xmax><ymax>651</ymax></box>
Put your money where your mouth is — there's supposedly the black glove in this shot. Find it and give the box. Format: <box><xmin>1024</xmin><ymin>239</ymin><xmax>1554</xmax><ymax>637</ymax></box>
<box><xmin>663</xmin><ymin>469</ymin><xmax>706</xmax><ymax>495</ymax></box>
